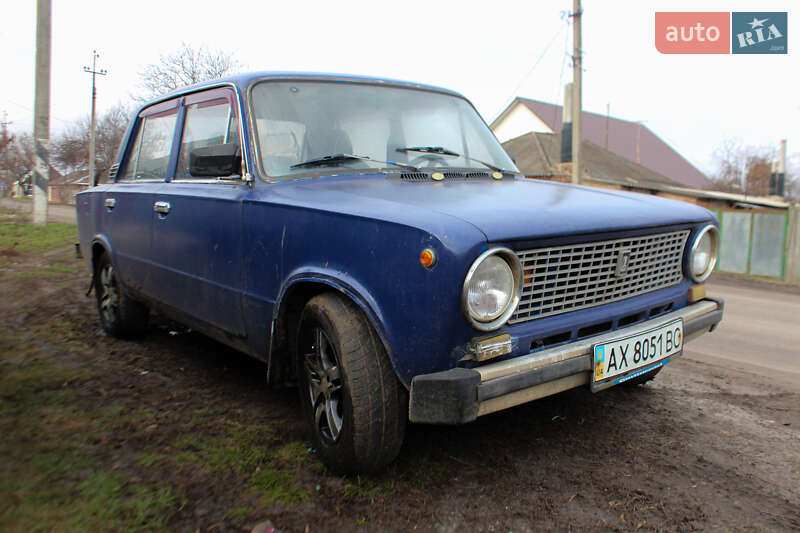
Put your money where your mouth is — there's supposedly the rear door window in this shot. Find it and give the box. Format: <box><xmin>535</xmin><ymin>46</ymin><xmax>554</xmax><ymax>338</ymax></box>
<box><xmin>119</xmin><ymin>103</ymin><xmax>179</xmax><ymax>181</ymax></box>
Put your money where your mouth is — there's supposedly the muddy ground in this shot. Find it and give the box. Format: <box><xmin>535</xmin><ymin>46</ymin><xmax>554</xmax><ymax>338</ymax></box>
<box><xmin>1</xmin><ymin>224</ymin><xmax>799</xmax><ymax>532</ymax></box>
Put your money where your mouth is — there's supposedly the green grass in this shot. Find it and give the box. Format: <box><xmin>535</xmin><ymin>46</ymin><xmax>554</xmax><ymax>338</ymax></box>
<box><xmin>0</xmin><ymin>210</ymin><xmax>77</xmax><ymax>255</ymax></box>
<box><xmin>170</xmin><ymin>423</ymin><xmax>311</xmax><ymax>505</ymax></box>
<box><xmin>12</xmin><ymin>263</ymin><xmax>78</xmax><ymax>278</ymax></box>
<box><xmin>226</xmin><ymin>506</ymin><xmax>254</xmax><ymax>520</ymax></box>
<box><xmin>342</xmin><ymin>475</ymin><xmax>397</xmax><ymax>503</ymax></box>
<box><xmin>0</xmin><ymin>332</ymin><xmax>183</xmax><ymax>532</ymax></box>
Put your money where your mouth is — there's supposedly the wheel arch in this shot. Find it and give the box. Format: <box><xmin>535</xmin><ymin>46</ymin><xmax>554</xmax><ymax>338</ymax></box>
<box><xmin>90</xmin><ymin>235</ymin><xmax>113</xmax><ymax>274</ymax></box>
<box><xmin>269</xmin><ymin>273</ymin><xmax>407</xmax><ymax>389</ymax></box>
<box><xmin>89</xmin><ymin>235</ymin><xmax>135</xmax><ymax>298</ymax></box>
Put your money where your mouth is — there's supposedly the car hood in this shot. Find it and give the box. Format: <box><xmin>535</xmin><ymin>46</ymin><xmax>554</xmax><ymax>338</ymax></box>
<box><xmin>268</xmin><ymin>174</ymin><xmax>713</xmax><ymax>242</ymax></box>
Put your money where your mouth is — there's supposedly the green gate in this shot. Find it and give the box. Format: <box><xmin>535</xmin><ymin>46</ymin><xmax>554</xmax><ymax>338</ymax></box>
<box><xmin>714</xmin><ymin>209</ymin><xmax>789</xmax><ymax>280</ymax></box>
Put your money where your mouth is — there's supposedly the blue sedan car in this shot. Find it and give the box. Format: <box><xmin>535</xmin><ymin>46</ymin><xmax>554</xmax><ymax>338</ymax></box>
<box><xmin>76</xmin><ymin>72</ymin><xmax>723</xmax><ymax>473</ymax></box>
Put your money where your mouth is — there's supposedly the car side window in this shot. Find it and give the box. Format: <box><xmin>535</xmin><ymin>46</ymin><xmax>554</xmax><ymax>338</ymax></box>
<box><xmin>119</xmin><ymin>107</ymin><xmax>178</xmax><ymax>181</ymax></box>
<box><xmin>175</xmin><ymin>97</ymin><xmax>239</xmax><ymax>179</ymax></box>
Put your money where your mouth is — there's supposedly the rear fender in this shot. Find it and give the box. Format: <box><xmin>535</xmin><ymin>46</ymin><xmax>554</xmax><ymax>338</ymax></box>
<box><xmin>89</xmin><ymin>235</ymin><xmax>136</xmax><ymax>299</ymax></box>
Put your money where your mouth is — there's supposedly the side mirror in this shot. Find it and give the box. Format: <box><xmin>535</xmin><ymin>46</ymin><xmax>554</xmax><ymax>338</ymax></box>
<box><xmin>189</xmin><ymin>143</ymin><xmax>241</xmax><ymax>177</ymax></box>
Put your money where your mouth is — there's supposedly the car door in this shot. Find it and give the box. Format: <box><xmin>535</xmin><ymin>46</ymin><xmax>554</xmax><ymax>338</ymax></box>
<box><xmin>103</xmin><ymin>99</ymin><xmax>178</xmax><ymax>297</ymax></box>
<box><xmin>149</xmin><ymin>88</ymin><xmax>248</xmax><ymax>337</ymax></box>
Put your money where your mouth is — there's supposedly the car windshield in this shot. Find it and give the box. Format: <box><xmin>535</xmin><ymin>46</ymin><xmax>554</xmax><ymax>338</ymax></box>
<box><xmin>250</xmin><ymin>80</ymin><xmax>518</xmax><ymax>178</ymax></box>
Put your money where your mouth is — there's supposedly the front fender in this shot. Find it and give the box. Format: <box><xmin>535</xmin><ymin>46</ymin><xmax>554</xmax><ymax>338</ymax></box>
<box><xmin>276</xmin><ymin>268</ymin><xmax>402</xmax><ymax>386</ymax></box>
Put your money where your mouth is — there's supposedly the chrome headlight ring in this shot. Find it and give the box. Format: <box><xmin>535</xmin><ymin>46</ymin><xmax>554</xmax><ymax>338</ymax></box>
<box><xmin>462</xmin><ymin>247</ymin><xmax>522</xmax><ymax>331</ymax></box>
<box><xmin>687</xmin><ymin>225</ymin><xmax>719</xmax><ymax>283</ymax></box>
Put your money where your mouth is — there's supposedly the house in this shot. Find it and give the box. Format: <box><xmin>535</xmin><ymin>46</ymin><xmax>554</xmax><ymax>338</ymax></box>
<box><xmin>48</xmin><ymin>173</ymin><xmax>90</xmax><ymax>205</ymax></box>
<box><xmin>502</xmin><ymin>131</ymin><xmax>787</xmax><ymax>211</ymax></box>
<box><xmin>491</xmin><ymin>97</ymin><xmax>711</xmax><ymax>189</ymax></box>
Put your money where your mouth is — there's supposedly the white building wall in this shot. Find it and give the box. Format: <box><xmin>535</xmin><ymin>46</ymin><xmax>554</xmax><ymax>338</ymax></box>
<box><xmin>491</xmin><ymin>103</ymin><xmax>554</xmax><ymax>142</ymax></box>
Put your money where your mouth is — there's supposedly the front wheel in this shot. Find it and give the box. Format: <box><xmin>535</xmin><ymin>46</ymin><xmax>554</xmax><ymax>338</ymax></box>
<box><xmin>295</xmin><ymin>293</ymin><xmax>406</xmax><ymax>474</ymax></box>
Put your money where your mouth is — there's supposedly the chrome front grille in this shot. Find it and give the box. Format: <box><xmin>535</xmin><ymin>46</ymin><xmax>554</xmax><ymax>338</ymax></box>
<box><xmin>509</xmin><ymin>230</ymin><xmax>690</xmax><ymax>324</ymax></box>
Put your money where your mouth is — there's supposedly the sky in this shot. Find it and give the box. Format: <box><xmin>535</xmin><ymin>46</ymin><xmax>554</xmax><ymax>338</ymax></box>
<box><xmin>1</xmin><ymin>0</ymin><xmax>797</xmax><ymax>176</ymax></box>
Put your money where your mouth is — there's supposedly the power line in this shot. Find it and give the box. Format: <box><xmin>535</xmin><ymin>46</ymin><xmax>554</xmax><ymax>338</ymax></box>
<box><xmin>491</xmin><ymin>17</ymin><xmax>569</xmax><ymax>122</ymax></box>
<box><xmin>554</xmin><ymin>14</ymin><xmax>572</xmax><ymax>105</ymax></box>
<box><xmin>2</xmin><ymin>99</ymin><xmax>73</xmax><ymax>125</ymax></box>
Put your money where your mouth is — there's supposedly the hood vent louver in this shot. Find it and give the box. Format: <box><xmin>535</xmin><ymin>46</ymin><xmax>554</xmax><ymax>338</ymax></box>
<box><xmin>399</xmin><ymin>171</ymin><xmax>493</xmax><ymax>181</ymax></box>
<box><xmin>399</xmin><ymin>172</ymin><xmax>430</xmax><ymax>182</ymax></box>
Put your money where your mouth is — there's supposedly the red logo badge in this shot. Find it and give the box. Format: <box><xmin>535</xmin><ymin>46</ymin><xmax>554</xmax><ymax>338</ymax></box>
<box><xmin>655</xmin><ymin>12</ymin><xmax>731</xmax><ymax>54</ymax></box>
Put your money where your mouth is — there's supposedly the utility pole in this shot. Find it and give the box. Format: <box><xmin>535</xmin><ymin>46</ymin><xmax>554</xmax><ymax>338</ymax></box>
<box><xmin>84</xmin><ymin>50</ymin><xmax>106</xmax><ymax>188</ymax></box>
<box><xmin>560</xmin><ymin>83</ymin><xmax>573</xmax><ymax>165</ymax></box>
<box><xmin>32</xmin><ymin>0</ymin><xmax>51</xmax><ymax>226</ymax></box>
<box><xmin>571</xmin><ymin>0</ymin><xmax>583</xmax><ymax>185</ymax></box>
<box><xmin>777</xmin><ymin>139</ymin><xmax>787</xmax><ymax>196</ymax></box>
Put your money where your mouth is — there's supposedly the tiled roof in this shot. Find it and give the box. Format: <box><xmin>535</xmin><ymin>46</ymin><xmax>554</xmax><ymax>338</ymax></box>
<box><xmin>511</xmin><ymin>98</ymin><xmax>710</xmax><ymax>189</ymax></box>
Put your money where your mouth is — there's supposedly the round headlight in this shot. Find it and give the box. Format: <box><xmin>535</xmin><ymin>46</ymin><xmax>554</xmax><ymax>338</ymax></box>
<box><xmin>688</xmin><ymin>225</ymin><xmax>718</xmax><ymax>282</ymax></box>
<box><xmin>463</xmin><ymin>248</ymin><xmax>521</xmax><ymax>331</ymax></box>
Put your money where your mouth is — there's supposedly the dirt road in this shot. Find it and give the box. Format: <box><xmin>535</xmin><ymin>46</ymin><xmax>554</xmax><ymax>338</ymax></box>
<box><xmin>687</xmin><ymin>278</ymin><xmax>800</xmax><ymax>386</ymax></box>
<box><xmin>0</xmin><ymin>198</ymin><xmax>77</xmax><ymax>223</ymax></box>
<box><xmin>2</xmin><ymin>228</ymin><xmax>799</xmax><ymax>531</ymax></box>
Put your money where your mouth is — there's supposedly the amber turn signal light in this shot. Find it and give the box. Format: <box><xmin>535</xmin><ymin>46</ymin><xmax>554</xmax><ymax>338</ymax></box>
<box><xmin>420</xmin><ymin>248</ymin><xmax>437</xmax><ymax>268</ymax></box>
<box><xmin>688</xmin><ymin>284</ymin><xmax>706</xmax><ymax>302</ymax></box>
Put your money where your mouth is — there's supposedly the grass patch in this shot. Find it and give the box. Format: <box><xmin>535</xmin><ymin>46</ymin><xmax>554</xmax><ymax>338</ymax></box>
<box><xmin>137</xmin><ymin>453</ymin><xmax>170</xmax><ymax>468</ymax></box>
<box><xmin>170</xmin><ymin>423</ymin><xmax>311</xmax><ymax>504</ymax></box>
<box><xmin>342</xmin><ymin>475</ymin><xmax>397</xmax><ymax>503</ymax></box>
<box><xmin>13</xmin><ymin>263</ymin><xmax>78</xmax><ymax>278</ymax></box>
<box><xmin>0</xmin><ymin>212</ymin><xmax>77</xmax><ymax>255</ymax></box>
<box><xmin>0</xmin><ymin>330</ymin><xmax>182</xmax><ymax>532</ymax></box>
<box><xmin>226</xmin><ymin>506</ymin><xmax>254</xmax><ymax>520</ymax></box>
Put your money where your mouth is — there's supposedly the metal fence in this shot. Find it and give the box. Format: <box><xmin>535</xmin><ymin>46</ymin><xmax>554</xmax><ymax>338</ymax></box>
<box><xmin>714</xmin><ymin>209</ymin><xmax>790</xmax><ymax>280</ymax></box>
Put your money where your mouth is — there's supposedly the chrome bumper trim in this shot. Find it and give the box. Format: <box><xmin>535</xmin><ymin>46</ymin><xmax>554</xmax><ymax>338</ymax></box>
<box><xmin>477</xmin><ymin>300</ymin><xmax>719</xmax><ymax>383</ymax></box>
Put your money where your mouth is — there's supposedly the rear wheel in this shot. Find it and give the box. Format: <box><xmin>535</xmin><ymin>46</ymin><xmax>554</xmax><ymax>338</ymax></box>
<box><xmin>94</xmin><ymin>252</ymin><xmax>149</xmax><ymax>337</ymax></box>
<box><xmin>295</xmin><ymin>293</ymin><xmax>406</xmax><ymax>474</ymax></box>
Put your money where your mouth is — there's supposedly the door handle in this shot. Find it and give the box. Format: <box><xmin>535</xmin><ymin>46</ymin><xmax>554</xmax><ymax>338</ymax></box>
<box><xmin>153</xmin><ymin>201</ymin><xmax>171</xmax><ymax>215</ymax></box>
<box><xmin>104</xmin><ymin>198</ymin><xmax>116</xmax><ymax>209</ymax></box>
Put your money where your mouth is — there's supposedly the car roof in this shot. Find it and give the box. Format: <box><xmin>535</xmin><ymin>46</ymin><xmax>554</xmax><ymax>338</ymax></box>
<box><xmin>151</xmin><ymin>71</ymin><xmax>465</xmax><ymax>105</ymax></box>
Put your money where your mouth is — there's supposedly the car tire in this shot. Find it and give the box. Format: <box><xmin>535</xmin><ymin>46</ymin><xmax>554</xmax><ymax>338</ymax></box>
<box><xmin>94</xmin><ymin>252</ymin><xmax>149</xmax><ymax>337</ymax></box>
<box><xmin>622</xmin><ymin>367</ymin><xmax>662</xmax><ymax>387</ymax></box>
<box><xmin>295</xmin><ymin>293</ymin><xmax>406</xmax><ymax>474</ymax></box>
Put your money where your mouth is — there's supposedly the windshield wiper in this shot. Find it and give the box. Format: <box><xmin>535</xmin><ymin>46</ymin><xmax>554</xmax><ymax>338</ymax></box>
<box><xmin>290</xmin><ymin>153</ymin><xmax>419</xmax><ymax>171</ymax></box>
<box><xmin>396</xmin><ymin>145</ymin><xmax>509</xmax><ymax>173</ymax></box>
<box><xmin>396</xmin><ymin>146</ymin><xmax>460</xmax><ymax>157</ymax></box>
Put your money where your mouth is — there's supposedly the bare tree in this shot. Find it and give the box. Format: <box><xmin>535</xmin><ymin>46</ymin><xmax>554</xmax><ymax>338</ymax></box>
<box><xmin>52</xmin><ymin>104</ymin><xmax>131</xmax><ymax>184</ymax></box>
<box><xmin>53</xmin><ymin>116</ymin><xmax>89</xmax><ymax>177</ymax></box>
<box><xmin>0</xmin><ymin>118</ymin><xmax>13</xmax><ymax>156</ymax></box>
<box><xmin>0</xmin><ymin>133</ymin><xmax>34</xmax><ymax>190</ymax></box>
<box><xmin>710</xmin><ymin>138</ymin><xmax>777</xmax><ymax>196</ymax></box>
<box><xmin>136</xmin><ymin>42</ymin><xmax>242</xmax><ymax>100</ymax></box>
<box><xmin>785</xmin><ymin>153</ymin><xmax>800</xmax><ymax>201</ymax></box>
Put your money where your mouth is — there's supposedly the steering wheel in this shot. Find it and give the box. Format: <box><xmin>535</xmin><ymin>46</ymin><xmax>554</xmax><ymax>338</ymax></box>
<box><xmin>407</xmin><ymin>154</ymin><xmax>451</xmax><ymax>168</ymax></box>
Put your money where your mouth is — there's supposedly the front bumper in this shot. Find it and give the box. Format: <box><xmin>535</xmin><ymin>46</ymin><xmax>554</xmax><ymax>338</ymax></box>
<box><xmin>409</xmin><ymin>298</ymin><xmax>724</xmax><ymax>424</ymax></box>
